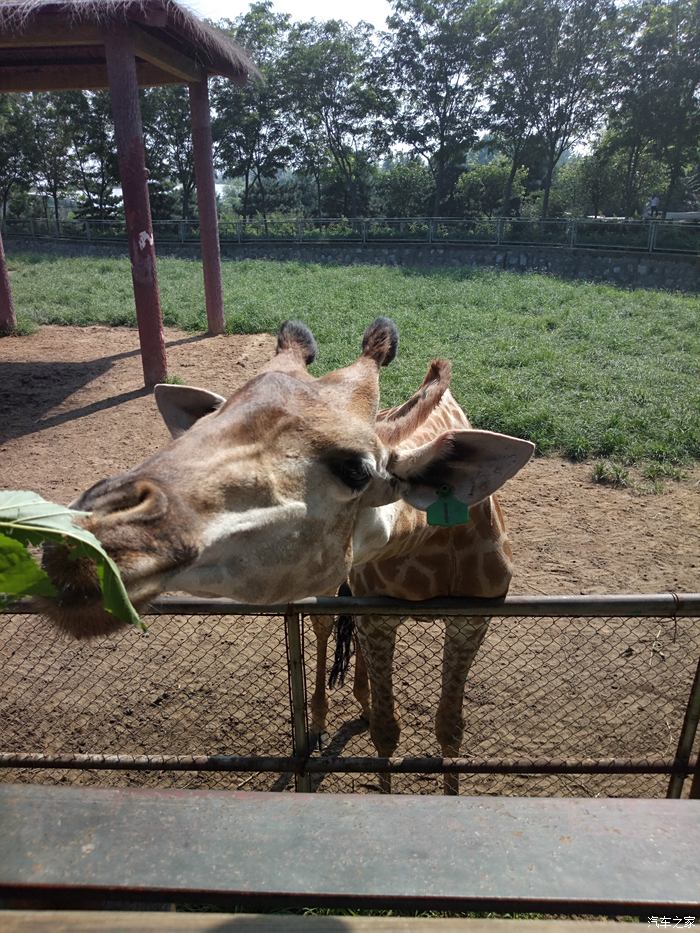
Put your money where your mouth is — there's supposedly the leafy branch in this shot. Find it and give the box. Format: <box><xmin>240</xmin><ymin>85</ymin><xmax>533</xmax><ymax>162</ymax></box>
<box><xmin>0</xmin><ymin>490</ymin><xmax>145</xmax><ymax>632</ymax></box>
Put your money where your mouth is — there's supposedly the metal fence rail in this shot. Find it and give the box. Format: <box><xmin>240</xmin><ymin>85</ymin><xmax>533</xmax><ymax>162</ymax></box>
<box><xmin>1</xmin><ymin>594</ymin><xmax>699</xmax><ymax>798</ymax></box>
<box><xmin>2</xmin><ymin>216</ymin><xmax>699</xmax><ymax>255</ymax></box>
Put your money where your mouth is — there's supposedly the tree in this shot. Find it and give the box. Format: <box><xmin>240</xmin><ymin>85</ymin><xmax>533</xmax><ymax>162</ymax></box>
<box><xmin>0</xmin><ymin>96</ymin><xmax>34</xmax><ymax>220</ymax></box>
<box><xmin>488</xmin><ymin>0</ymin><xmax>619</xmax><ymax>218</ymax></box>
<box><xmin>58</xmin><ymin>91</ymin><xmax>120</xmax><ymax>219</ymax></box>
<box><xmin>455</xmin><ymin>156</ymin><xmax>528</xmax><ymax>216</ymax></box>
<box><xmin>214</xmin><ymin>2</ymin><xmax>292</xmax><ymax>224</ymax></box>
<box><xmin>142</xmin><ymin>86</ymin><xmax>196</xmax><ymax>220</ymax></box>
<box><xmin>283</xmin><ymin>18</ymin><xmax>390</xmax><ymax>217</ymax></box>
<box><xmin>372</xmin><ymin>158</ymin><xmax>435</xmax><ymax>216</ymax></box>
<box><xmin>383</xmin><ymin>0</ymin><xmax>491</xmax><ymax>215</ymax></box>
<box><xmin>24</xmin><ymin>94</ymin><xmax>74</xmax><ymax>225</ymax></box>
<box><xmin>581</xmin><ymin>129</ymin><xmax>670</xmax><ymax>218</ymax></box>
<box><xmin>609</xmin><ymin>0</ymin><xmax>699</xmax><ymax>215</ymax></box>
<box><xmin>485</xmin><ymin>0</ymin><xmax>541</xmax><ymax>214</ymax></box>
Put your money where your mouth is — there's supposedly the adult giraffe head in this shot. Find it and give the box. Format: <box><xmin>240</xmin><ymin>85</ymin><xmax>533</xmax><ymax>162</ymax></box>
<box><xmin>42</xmin><ymin>318</ymin><xmax>534</xmax><ymax>637</ymax></box>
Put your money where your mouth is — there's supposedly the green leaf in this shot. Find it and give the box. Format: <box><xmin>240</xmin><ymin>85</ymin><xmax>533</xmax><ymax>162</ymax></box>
<box><xmin>0</xmin><ymin>491</ymin><xmax>145</xmax><ymax>632</ymax></box>
<box><xmin>0</xmin><ymin>532</ymin><xmax>58</xmax><ymax>600</ymax></box>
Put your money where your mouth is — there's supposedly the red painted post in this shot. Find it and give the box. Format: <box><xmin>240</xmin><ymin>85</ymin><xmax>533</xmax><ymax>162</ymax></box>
<box><xmin>189</xmin><ymin>77</ymin><xmax>225</xmax><ymax>335</ymax></box>
<box><xmin>104</xmin><ymin>24</ymin><xmax>167</xmax><ymax>387</ymax></box>
<box><xmin>0</xmin><ymin>227</ymin><xmax>17</xmax><ymax>334</ymax></box>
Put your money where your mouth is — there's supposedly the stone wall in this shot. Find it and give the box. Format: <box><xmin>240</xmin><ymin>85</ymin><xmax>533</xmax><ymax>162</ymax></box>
<box><xmin>5</xmin><ymin>236</ymin><xmax>698</xmax><ymax>292</ymax></box>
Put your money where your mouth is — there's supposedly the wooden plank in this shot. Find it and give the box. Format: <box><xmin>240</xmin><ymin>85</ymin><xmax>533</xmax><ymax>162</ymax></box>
<box><xmin>132</xmin><ymin>24</ymin><xmax>202</xmax><ymax>82</ymax></box>
<box><xmin>0</xmin><ymin>786</ymin><xmax>698</xmax><ymax>914</ymax></box>
<box><xmin>0</xmin><ymin>62</ymin><xmax>181</xmax><ymax>92</ymax></box>
<box><xmin>0</xmin><ymin>23</ymin><xmax>103</xmax><ymax>48</ymax></box>
<box><xmin>0</xmin><ymin>912</ymin><xmax>655</xmax><ymax>932</ymax></box>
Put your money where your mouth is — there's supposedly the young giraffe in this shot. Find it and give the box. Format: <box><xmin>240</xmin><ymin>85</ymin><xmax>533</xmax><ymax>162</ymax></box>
<box><xmin>40</xmin><ymin>318</ymin><xmax>533</xmax><ymax>796</ymax></box>
<box><xmin>310</xmin><ymin>360</ymin><xmax>515</xmax><ymax>794</ymax></box>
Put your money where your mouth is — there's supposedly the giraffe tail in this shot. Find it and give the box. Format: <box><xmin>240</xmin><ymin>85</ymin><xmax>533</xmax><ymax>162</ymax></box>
<box><xmin>328</xmin><ymin>581</ymin><xmax>355</xmax><ymax>689</ymax></box>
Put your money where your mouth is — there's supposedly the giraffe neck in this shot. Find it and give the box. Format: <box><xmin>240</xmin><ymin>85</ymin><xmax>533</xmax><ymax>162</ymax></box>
<box><xmin>351</xmin><ymin>389</ymin><xmax>514</xmax><ymax>599</ymax></box>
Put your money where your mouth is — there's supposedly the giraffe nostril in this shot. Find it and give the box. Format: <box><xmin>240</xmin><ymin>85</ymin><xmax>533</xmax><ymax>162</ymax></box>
<box><xmin>75</xmin><ymin>477</ymin><xmax>168</xmax><ymax>523</ymax></box>
<box><xmin>130</xmin><ymin>481</ymin><xmax>168</xmax><ymax>520</ymax></box>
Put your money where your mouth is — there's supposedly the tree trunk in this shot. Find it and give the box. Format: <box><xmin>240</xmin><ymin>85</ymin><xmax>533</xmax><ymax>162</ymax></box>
<box><xmin>431</xmin><ymin>159</ymin><xmax>444</xmax><ymax>217</ymax></box>
<box><xmin>256</xmin><ymin>171</ymin><xmax>268</xmax><ymax>233</ymax></box>
<box><xmin>623</xmin><ymin>145</ymin><xmax>637</xmax><ymax>219</ymax></box>
<box><xmin>181</xmin><ymin>184</ymin><xmax>191</xmax><ymax>220</ymax></box>
<box><xmin>541</xmin><ymin>148</ymin><xmax>557</xmax><ymax>220</ymax></box>
<box><xmin>242</xmin><ymin>171</ymin><xmax>250</xmax><ymax>221</ymax></box>
<box><xmin>1</xmin><ymin>185</ymin><xmax>11</xmax><ymax>220</ymax></box>
<box><xmin>663</xmin><ymin>149</ymin><xmax>682</xmax><ymax>216</ymax></box>
<box><xmin>502</xmin><ymin>153</ymin><xmax>520</xmax><ymax>216</ymax></box>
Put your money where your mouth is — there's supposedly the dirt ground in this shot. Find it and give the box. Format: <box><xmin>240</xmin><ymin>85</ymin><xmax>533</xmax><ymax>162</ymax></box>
<box><xmin>1</xmin><ymin>325</ymin><xmax>699</xmax><ymax>798</ymax></box>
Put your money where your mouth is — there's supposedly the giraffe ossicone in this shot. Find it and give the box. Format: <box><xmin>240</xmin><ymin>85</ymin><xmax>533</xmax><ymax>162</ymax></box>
<box><xmin>40</xmin><ymin>317</ymin><xmax>534</xmax><ymax>793</ymax></box>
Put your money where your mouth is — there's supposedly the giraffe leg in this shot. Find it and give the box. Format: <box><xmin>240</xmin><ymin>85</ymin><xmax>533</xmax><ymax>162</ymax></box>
<box><xmin>309</xmin><ymin>615</ymin><xmax>334</xmax><ymax>749</ymax></box>
<box><xmin>352</xmin><ymin>636</ymin><xmax>370</xmax><ymax>722</ymax></box>
<box><xmin>435</xmin><ymin>617</ymin><xmax>489</xmax><ymax>795</ymax></box>
<box><xmin>355</xmin><ymin>615</ymin><xmax>402</xmax><ymax>794</ymax></box>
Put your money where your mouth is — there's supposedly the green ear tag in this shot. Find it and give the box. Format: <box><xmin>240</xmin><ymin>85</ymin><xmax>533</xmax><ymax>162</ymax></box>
<box><xmin>426</xmin><ymin>485</ymin><xmax>470</xmax><ymax>527</ymax></box>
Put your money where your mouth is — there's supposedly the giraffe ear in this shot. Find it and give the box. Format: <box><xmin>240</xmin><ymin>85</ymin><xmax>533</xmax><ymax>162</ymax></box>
<box><xmin>154</xmin><ymin>384</ymin><xmax>226</xmax><ymax>438</ymax></box>
<box><xmin>389</xmin><ymin>430</ymin><xmax>535</xmax><ymax>510</ymax></box>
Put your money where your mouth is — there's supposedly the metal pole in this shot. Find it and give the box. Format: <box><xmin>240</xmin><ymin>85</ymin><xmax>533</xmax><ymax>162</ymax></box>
<box><xmin>285</xmin><ymin>608</ymin><xmax>312</xmax><ymax>792</ymax></box>
<box><xmin>0</xmin><ymin>752</ymin><xmax>300</xmax><ymax>772</ymax></box>
<box><xmin>116</xmin><ymin>591</ymin><xmax>700</xmax><ymax>619</ymax></box>
<box><xmin>690</xmin><ymin>752</ymin><xmax>700</xmax><ymax>799</ymax></box>
<box><xmin>647</xmin><ymin>221</ymin><xmax>656</xmax><ymax>254</ymax></box>
<box><xmin>0</xmin><ymin>226</ymin><xmax>16</xmax><ymax>334</ymax></box>
<box><xmin>667</xmin><ymin>652</ymin><xmax>700</xmax><ymax>798</ymax></box>
<box><xmin>189</xmin><ymin>77</ymin><xmax>225</xmax><ymax>336</ymax></box>
<box><xmin>0</xmin><ymin>751</ymin><xmax>693</xmax><ymax>778</ymax></box>
<box><xmin>104</xmin><ymin>23</ymin><xmax>167</xmax><ymax>388</ymax></box>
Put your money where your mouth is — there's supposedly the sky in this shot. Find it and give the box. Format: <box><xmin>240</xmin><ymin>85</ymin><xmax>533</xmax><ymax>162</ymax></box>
<box><xmin>185</xmin><ymin>0</ymin><xmax>393</xmax><ymax>31</ymax></box>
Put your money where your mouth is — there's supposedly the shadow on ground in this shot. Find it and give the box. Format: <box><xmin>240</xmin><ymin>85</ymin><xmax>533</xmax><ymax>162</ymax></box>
<box><xmin>0</xmin><ymin>333</ymin><xmax>209</xmax><ymax>444</ymax></box>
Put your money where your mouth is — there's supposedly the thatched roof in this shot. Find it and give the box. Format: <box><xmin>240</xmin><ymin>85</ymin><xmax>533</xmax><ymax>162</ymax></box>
<box><xmin>0</xmin><ymin>0</ymin><xmax>257</xmax><ymax>87</ymax></box>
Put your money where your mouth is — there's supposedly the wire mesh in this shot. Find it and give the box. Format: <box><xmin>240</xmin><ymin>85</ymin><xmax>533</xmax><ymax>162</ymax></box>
<box><xmin>0</xmin><ymin>611</ymin><xmax>293</xmax><ymax>791</ymax></box>
<box><xmin>1</xmin><ymin>608</ymin><xmax>698</xmax><ymax>797</ymax></box>
<box><xmin>306</xmin><ymin>614</ymin><xmax>700</xmax><ymax>796</ymax></box>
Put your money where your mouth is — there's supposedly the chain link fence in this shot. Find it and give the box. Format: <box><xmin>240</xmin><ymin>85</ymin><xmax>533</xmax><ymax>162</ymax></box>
<box><xmin>1</xmin><ymin>595</ymin><xmax>699</xmax><ymax>798</ymax></box>
<box><xmin>2</xmin><ymin>216</ymin><xmax>699</xmax><ymax>255</ymax></box>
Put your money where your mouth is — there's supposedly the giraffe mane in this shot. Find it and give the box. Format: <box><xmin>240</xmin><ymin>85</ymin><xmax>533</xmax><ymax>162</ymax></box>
<box><xmin>375</xmin><ymin>359</ymin><xmax>452</xmax><ymax>446</ymax></box>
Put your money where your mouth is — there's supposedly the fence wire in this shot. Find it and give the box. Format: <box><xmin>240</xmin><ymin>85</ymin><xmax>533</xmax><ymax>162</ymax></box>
<box><xmin>1</xmin><ymin>605</ymin><xmax>698</xmax><ymax>797</ymax></box>
<box><xmin>3</xmin><ymin>216</ymin><xmax>699</xmax><ymax>255</ymax></box>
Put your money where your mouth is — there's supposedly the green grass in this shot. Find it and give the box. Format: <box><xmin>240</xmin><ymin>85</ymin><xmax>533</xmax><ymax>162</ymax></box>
<box><xmin>6</xmin><ymin>252</ymin><xmax>700</xmax><ymax>468</ymax></box>
<box><xmin>591</xmin><ymin>460</ymin><xmax>631</xmax><ymax>489</ymax></box>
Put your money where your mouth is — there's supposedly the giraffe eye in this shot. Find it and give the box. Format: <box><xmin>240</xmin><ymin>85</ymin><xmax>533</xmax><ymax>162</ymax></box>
<box><xmin>326</xmin><ymin>455</ymin><xmax>373</xmax><ymax>491</ymax></box>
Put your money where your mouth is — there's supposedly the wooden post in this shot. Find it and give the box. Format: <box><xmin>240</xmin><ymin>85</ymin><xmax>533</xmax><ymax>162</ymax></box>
<box><xmin>104</xmin><ymin>24</ymin><xmax>167</xmax><ymax>387</ymax></box>
<box><xmin>0</xmin><ymin>227</ymin><xmax>17</xmax><ymax>334</ymax></box>
<box><xmin>189</xmin><ymin>77</ymin><xmax>225</xmax><ymax>335</ymax></box>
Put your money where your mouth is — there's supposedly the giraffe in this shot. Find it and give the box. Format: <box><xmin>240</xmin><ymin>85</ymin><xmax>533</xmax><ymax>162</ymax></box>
<box><xmin>40</xmin><ymin>318</ymin><xmax>534</xmax><ymax>794</ymax></box>
<box><xmin>309</xmin><ymin>359</ymin><xmax>519</xmax><ymax>793</ymax></box>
